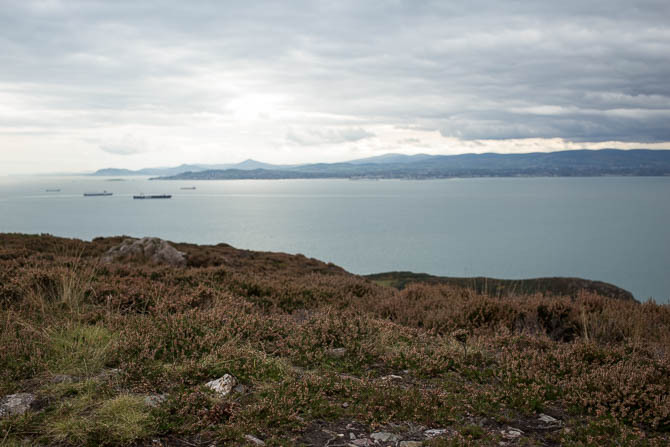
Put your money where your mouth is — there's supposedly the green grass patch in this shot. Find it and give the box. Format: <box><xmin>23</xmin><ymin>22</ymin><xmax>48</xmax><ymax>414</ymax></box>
<box><xmin>47</xmin><ymin>394</ymin><xmax>152</xmax><ymax>446</ymax></box>
<box><xmin>46</xmin><ymin>324</ymin><xmax>115</xmax><ymax>376</ymax></box>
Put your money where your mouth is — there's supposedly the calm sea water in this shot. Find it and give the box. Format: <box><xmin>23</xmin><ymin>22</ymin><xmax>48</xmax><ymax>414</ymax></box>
<box><xmin>1</xmin><ymin>175</ymin><xmax>669</xmax><ymax>302</ymax></box>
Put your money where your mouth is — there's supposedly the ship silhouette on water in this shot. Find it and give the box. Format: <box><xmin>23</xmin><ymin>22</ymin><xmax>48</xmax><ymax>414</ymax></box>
<box><xmin>133</xmin><ymin>194</ymin><xmax>171</xmax><ymax>200</ymax></box>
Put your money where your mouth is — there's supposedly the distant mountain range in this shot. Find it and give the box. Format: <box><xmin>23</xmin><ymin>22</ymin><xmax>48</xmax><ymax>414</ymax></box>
<box><xmin>91</xmin><ymin>149</ymin><xmax>670</xmax><ymax>180</ymax></box>
<box><xmin>92</xmin><ymin>159</ymin><xmax>288</xmax><ymax>176</ymax></box>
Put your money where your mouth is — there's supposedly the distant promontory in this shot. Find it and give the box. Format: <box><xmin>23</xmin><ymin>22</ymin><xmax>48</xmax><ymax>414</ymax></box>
<box><xmin>130</xmin><ymin>149</ymin><xmax>670</xmax><ymax>180</ymax></box>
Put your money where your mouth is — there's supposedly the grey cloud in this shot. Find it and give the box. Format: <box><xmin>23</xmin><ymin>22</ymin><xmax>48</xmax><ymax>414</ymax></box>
<box><xmin>1</xmin><ymin>1</ymin><xmax>669</xmax><ymax>143</ymax></box>
<box><xmin>287</xmin><ymin>127</ymin><xmax>375</xmax><ymax>146</ymax></box>
<box><xmin>99</xmin><ymin>144</ymin><xmax>142</xmax><ymax>155</ymax></box>
<box><xmin>98</xmin><ymin>134</ymin><xmax>148</xmax><ymax>155</ymax></box>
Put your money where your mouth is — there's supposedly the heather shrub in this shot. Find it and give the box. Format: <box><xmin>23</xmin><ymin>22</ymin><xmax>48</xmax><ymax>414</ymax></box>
<box><xmin>2</xmin><ymin>234</ymin><xmax>670</xmax><ymax>445</ymax></box>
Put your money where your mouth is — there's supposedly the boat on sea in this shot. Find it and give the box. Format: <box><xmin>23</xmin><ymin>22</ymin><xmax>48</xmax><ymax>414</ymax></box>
<box><xmin>180</xmin><ymin>186</ymin><xmax>196</xmax><ymax>190</ymax></box>
<box><xmin>133</xmin><ymin>194</ymin><xmax>172</xmax><ymax>200</ymax></box>
<box><xmin>45</xmin><ymin>189</ymin><xmax>61</xmax><ymax>192</ymax></box>
<box><xmin>84</xmin><ymin>191</ymin><xmax>113</xmax><ymax>197</ymax></box>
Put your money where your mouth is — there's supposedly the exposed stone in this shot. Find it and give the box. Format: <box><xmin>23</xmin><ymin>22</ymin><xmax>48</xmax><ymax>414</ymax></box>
<box><xmin>350</xmin><ymin>439</ymin><xmax>373</xmax><ymax>446</ymax></box>
<box><xmin>97</xmin><ymin>368</ymin><xmax>121</xmax><ymax>381</ymax></box>
<box><xmin>144</xmin><ymin>394</ymin><xmax>167</xmax><ymax>408</ymax></box>
<box><xmin>233</xmin><ymin>384</ymin><xmax>247</xmax><ymax>394</ymax></box>
<box><xmin>501</xmin><ymin>427</ymin><xmax>524</xmax><ymax>440</ymax></box>
<box><xmin>244</xmin><ymin>434</ymin><xmax>265</xmax><ymax>445</ymax></box>
<box><xmin>0</xmin><ymin>393</ymin><xmax>36</xmax><ymax>418</ymax></box>
<box><xmin>424</xmin><ymin>428</ymin><xmax>448</xmax><ymax>438</ymax></box>
<box><xmin>102</xmin><ymin>237</ymin><xmax>186</xmax><ymax>266</ymax></box>
<box><xmin>205</xmin><ymin>374</ymin><xmax>237</xmax><ymax>397</ymax></box>
<box><xmin>50</xmin><ymin>374</ymin><xmax>77</xmax><ymax>384</ymax></box>
<box><xmin>538</xmin><ymin>413</ymin><xmax>561</xmax><ymax>425</ymax></box>
<box><xmin>380</xmin><ymin>374</ymin><xmax>403</xmax><ymax>381</ymax></box>
<box><xmin>400</xmin><ymin>442</ymin><xmax>423</xmax><ymax>447</ymax></box>
<box><xmin>370</xmin><ymin>432</ymin><xmax>400</xmax><ymax>442</ymax></box>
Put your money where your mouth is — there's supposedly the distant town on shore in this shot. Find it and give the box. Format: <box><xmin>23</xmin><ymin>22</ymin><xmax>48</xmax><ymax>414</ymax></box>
<box><xmin>89</xmin><ymin>149</ymin><xmax>670</xmax><ymax>180</ymax></box>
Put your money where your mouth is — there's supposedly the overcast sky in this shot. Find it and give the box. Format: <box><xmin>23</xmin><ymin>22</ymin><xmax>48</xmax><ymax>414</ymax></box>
<box><xmin>1</xmin><ymin>0</ymin><xmax>669</xmax><ymax>174</ymax></box>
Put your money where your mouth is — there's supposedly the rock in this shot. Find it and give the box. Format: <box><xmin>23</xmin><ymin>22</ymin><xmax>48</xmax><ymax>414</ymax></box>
<box><xmin>350</xmin><ymin>439</ymin><xmax>373</xmax><ymax>446</ymax></box>
<box><xmin>349</xmin><ymin>432</ymin><xmax>356</xmax><ymax>440</ymax></box>
<box><xmin>205</xmin><ymin>374</ymin><xmax>237</xmax><ymax>397</ymax></box>
<box><xmin>380</xmin><ymin>374</ymin><xmax>403</xmax><ymax>381</ymax></box>
<box><xmin>424</xmin><ymin>428</ymin><xmax>448</xmax><ymax>438</ymax></box>
<box><xmin>0</xmin><ymin>393</ymin><xmax>36</xmax><ymax>418</ymax></box>
<box><xmin>102</xmin><ymin>237</ymin><xmax>186</xmax><ymax>266</ymax></box>
<box><xmin>144</xmin><ymin>394</ymin><xmax>167</xmax><ymax>408</ymax></box>
<box><xmin>97</xmin><ymin>368</ymin><xmax>121</xmax><ymax>381</ymax></box>
<box><xmin>326</xmin><ymin>347</ymin><xmax>347</xmax><ymax>358</ymax></box>
<box><xmin>244</xmin><ymin>434</ymin><xmax>265</xmax><ymax>445</ymax></box>
<box><xmin>501</xmin><ymin>427</ymin><xmax>523</xmax><ymax>440</ymax></box>
<box><xmin>370</xmin><ymin>432</ymin><xmax>400</xmax><ymax>442</ymax></box>
<box><xmin>400</xmin><ymin>442</ymin><xmax>423</xmax><ymax>447</ymax></box>
<box><xmin>342</xmin><ymin>402</ymin><xmax>349</xmax><ymax>408</ymax></box>
<box><xmin>233</xmin><ymin>384</ymin><xmax>247</xmax><ymax>394</ymax></box>
<box><xmin>50</xmin><ymin>374</ymin><xmax>77</xmax><ymax>384</ymax></box>
<box><xmin>538</xmin><ymin>413</ymin><xmax>561</xmax><ymax>425</ymax></box>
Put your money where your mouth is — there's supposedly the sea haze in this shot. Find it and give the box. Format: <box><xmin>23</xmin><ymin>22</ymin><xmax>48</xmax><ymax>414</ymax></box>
<box><xmin>1</xmin><ymin>176</ymin><xmax>668</xmax><ymax>303</ymax></box>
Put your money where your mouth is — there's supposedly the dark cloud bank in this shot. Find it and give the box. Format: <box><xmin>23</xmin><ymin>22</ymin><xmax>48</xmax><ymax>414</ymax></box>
<box><xmin>1</xmin><ymin>0</ymin><xmax>669</xmax><ymax>146</ymax></box>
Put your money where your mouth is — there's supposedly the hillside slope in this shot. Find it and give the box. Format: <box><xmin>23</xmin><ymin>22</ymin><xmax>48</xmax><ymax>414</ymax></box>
<box><xmin>1</xmin><ymin>234</ymin><xmax>669</xmax><ymax>446</ymax></box>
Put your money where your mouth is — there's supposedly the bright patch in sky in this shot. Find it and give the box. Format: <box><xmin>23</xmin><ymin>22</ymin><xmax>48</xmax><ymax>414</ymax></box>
<box><xmin>1</xmin><ymin>1</ymin><xmax>669</xmax><ymax>174</ymax></box>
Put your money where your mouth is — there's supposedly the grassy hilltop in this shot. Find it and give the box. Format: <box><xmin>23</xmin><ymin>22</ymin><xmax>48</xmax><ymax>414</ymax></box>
<box><xmin>1</xmin><ymin>234</ymin><xmax>669</xmax><ymax>446</ymax></box>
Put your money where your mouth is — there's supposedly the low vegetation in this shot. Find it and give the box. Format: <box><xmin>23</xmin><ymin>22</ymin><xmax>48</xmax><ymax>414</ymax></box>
<box><xmin>1</xmin><ymin>233</ymin><xmax>669</xmax><ymax>446</ymax></box>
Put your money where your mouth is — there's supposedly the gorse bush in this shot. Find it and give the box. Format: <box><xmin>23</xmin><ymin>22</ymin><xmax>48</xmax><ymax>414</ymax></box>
<box><xmin>1</xmin><ymin>234</ymin><xmax>669</xmax><ymax>445</ymax></box>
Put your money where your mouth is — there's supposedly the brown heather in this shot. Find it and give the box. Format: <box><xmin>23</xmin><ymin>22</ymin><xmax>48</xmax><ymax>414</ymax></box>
<box><xmin>0</xmin><ymin>233</ymin><xmax>669</xmax><ymax>446</ymax></box>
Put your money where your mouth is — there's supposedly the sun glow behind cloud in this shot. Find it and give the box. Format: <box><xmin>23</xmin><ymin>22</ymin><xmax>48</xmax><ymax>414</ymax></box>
<box><xmin>1</xmin><ymin>1</ymin><xmax>669</xmax><ymax>174</ymax></box>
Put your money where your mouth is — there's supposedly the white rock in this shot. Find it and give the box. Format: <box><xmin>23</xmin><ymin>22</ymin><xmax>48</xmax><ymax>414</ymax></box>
<box><xmin>102</xmin><ymin>237</ymin><xmax>186</xmax><ymax>266</ymax></box>
<box><xmin>380</xmin><ymin>374</ymin><xmax>403</xmax><ymax>381</ymax></box>
<box><xmin>501</xmin><ymin>427</ymin><xmax>524</xmax><ymax>440</ymax></box>
<box><xmin>144</xmin><ymin>394</ymin><xmax>167</xmax><ymax>408</ymax></box>
<box><xmin>538</xmin><ymin>413</ymin><xmax>560</xmax><ymax>424</ymax></box>
<box><xmin>0</xmin><ymin>393</ymin><xmax>36</xmax><ymax>418</ymax></box>
<box><xmin>424</xmin><ymin>428</ymin><xmax>448</xmax><ymax>438</ymax></box>
<box><xmin>205</xmin><ymin>374</ymin><xmax>237</xmax><ymax>397</ymax></box>
<box><xmin>370</xmin><ymin>432</ymin><xmax>400</xmax><ymax>442</ymax></box>
<box><xmin>244</xmin><ymin>434</ymin><xmax>265</xmax><ymax>445</ymax></box>
<box><xmin>400</xmin><ymin>442</ymin><xmax>423</xmax><ymax>447</ymax></box>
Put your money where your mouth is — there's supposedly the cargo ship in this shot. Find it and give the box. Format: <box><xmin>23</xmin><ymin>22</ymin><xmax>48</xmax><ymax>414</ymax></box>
<box><xmin>84</xmin><ymin>191</ymin><xmax>113</xmax><ymax>196</ymax></box>
<box><xmin>133</xmin><ymin>194</ymin><xmax>172</xmax><ymax>199</ymax></box>
<box><xmin>180</xmin><ymin>186</ymin><xmax>196</xmax><ymax>190</ymax></box>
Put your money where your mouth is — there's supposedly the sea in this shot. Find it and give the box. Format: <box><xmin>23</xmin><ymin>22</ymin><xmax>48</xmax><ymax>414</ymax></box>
<box><xmin>1</xmin><ymin>175</ymin><xmax>669</xmax><ymax>303</ymax></box>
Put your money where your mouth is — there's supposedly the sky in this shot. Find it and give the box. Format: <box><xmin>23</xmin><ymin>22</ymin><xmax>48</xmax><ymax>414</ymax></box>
<box><xmin>1</xmin><ymin>0</ymin><xmax>669</xmax><ymax>174</ymax></box>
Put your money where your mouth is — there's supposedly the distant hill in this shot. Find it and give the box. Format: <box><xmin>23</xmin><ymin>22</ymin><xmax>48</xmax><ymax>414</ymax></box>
<box><xmin>345</xmin><ymin>153</ymin><xmax>435</xmax><ymax>164</ymax></box>
<box><xmin>91</xmin><ymin>160</ymin><xmax>289</xmax><ymax>176</ymax></box>
<box><xmin>150</xmin><ymin>149</ymin><xmax>670</xmax><ymax>180</ymax></box>
<box><xmin>365</xmin><ymin>271</ymin><xmax>636</xmax><ymax>301</ymax></box>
